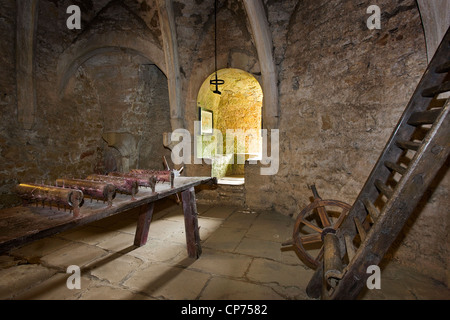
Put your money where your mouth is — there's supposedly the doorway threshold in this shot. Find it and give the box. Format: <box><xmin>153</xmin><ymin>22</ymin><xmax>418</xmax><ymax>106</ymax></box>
<box><xmin>217</xmin><ymin>176</ymin><xmax>245</xmax><ymax>185</ymax></box>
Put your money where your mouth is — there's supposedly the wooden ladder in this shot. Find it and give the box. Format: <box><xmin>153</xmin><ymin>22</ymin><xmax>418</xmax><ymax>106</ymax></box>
<box><xmin>306</xmin><ymin>27</ymin><xmax>450</xmax><ymax>300</ymax></box>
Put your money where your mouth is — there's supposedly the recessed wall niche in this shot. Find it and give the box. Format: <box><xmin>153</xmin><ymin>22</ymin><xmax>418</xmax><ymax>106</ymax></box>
<box><xmin>66</xmin><ymin>50</ymin><xmax>172</xmax><ymax>173</ymax></box>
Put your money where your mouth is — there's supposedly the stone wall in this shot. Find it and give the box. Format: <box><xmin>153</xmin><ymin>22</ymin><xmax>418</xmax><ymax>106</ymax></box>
<box><xmin>81</xmin><ymin>53</ymin><xmax>172</xmax><ymax>171</ymax></box>
<box><xmin>247</xmin><ymin>0</ymin><xmax>448</xmax><ymax>284</ymax></box>
<box><xmin>0</xmin><ymin>0</ymin><xmax>447</xmax><ymax>285</ymax></box>
<box><xmin>268</xmin><ymin>0</ymin><xmax>427</xmax><ymax>215</ymax></box>
<box><xmin>0</xmin><ymin>0</ymin><xmax>171</xmax><ymax>208</ymax></box>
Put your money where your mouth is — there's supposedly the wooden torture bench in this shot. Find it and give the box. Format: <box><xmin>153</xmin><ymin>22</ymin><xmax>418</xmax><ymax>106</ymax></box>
<box><xmin>0</xmin><ymin>176</ymin><xmax>216</xmax><ymax>259</ymax></box>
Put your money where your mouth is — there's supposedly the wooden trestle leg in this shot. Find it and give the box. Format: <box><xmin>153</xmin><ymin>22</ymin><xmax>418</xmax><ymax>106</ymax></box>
<box><xmin>134</xmin><ymin>202</ymin><xmax>154</xmax><ymax>246</ymax></box>
<box><xmin>181</xmin><ymin>187</ymin><xmax>202</xmax><ymax>259</ymax></box>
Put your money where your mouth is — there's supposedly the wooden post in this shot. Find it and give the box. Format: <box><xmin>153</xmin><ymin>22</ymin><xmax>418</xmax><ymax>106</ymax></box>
<box><xmin>323</xmin><ymin>232</ymin><xmax>343</xmax><ymax>293</ymax></box>
<box><xmin>181</xmin><ymin>187</ymin><xmax>202</xmax><ymax>259</ymax></box>
<box><xmin>306</xmin><ymin>264</ymin><xmax>324</xmax><ymax>299</ymax></box>
<box><xmin>134</xmin><ymin>202</ymin><xmax>154</xmax><ymax>246</ymax></box>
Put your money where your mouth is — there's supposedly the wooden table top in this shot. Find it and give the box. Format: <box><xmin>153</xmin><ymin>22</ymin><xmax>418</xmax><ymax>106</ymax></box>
<box><xmin>0</xmin><ymin>176</ymin><xmax>215</xmax><ymax>254</ymax></box>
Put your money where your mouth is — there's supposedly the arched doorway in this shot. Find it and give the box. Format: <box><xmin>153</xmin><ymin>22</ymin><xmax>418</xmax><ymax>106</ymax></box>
<box><xmin>196</xmin><ymin>68</ymin><xmax>263</xmax><ymax>184</ymax></box>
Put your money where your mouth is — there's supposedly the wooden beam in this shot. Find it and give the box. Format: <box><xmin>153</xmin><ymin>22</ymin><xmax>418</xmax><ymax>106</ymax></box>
<box><xmin>134</xmin><ymin>202</ymin><xmax>155</xmax><ymax>247</ymax></box>
<box><xmin>181</xmin><ymin>187</ymin><xmax>202</xmax><ymax>259</ymax></box>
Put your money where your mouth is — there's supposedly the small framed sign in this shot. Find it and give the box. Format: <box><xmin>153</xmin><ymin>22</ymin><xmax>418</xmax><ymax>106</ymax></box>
<box><xmin>199</xmin><ymin>107</ymin><xmax>213</xmax><ymax>135</ymax></box>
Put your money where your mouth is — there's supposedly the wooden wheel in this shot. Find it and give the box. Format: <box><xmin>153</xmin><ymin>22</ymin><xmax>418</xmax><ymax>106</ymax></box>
<box><xmin>284</xmin><ymin>185</ymin><xmax>351</xmax><ymax>270</ymax></box>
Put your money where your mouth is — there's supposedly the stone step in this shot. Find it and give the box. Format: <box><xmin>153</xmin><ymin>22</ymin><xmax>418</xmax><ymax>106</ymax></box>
<box><xmin>196</xmin><ymin>183</ymin><xmax>246</xmax><ymax>207</ymax></box>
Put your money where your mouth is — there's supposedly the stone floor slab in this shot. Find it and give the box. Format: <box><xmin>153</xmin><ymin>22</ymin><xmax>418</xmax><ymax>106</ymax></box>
<box><xmin>158</xmin><ymin>207</ymin><xmax>185</xmax><ymax>222</ymax></box>
<box><xmin>105</xmin><ymin>218</ymin><xmax>138</xmax><ymax>234</ymax></box>
<box><xmin>0</xmin><ymin>264</ymin><xmax>57</xmax><ymax>299</ymax></box>
<box><xmin>200</xmin><ymin>206</ymin><xmax>237</xmax><ymax>220</ymax></box>
<box><xmin>187</xmin><ymin>249</ymin><xmax>252</xmax><ymax>278</ymax></box>
<box><xmin>8</xmin><ymin>237</ymin><xmax>72</xmax><ymax>262</ymax></box>
<box><xmin>59</xmin><ymin>225</ymin><xmax>119</xmax><ymax>245</ymax></box>
<box><xmin>89</xmin><ymin>254</ymin><xmax>143</xmax><ymax>284</ymax></box>
<box><xmin>246</xmin><ymin>213</ymin><xmax>294</xmax><ymax>243</ymax></box>
<box><xmin>199</xmin><ymin>277</ymin><xmax>284</xmax><ymax>300</ymax></box>
<box><xmin>0</xmin><ymin>255</ymin><xmax>22</xmax><ymax>269</ymax></box>
<box><xmin>40</xmin><ymin>242</ymin><xmax>108</xmax><ymax>269</ymax></box>
<box><xmin>221</xmin><ymin>211</ymin><xmax>258</xmax><ymax>229</ymax></box>
<box><xmin>79</xmin><ymin>282</ymin><xmax>153</xmax><ymax>300</ymax></box>
<box><xmin>196</xmin><ymin>203</ymin><xmax>214</xmax><ymax>215</ymax></box>
<box><xmin>13</xmin><ymin>273</ymin><xmax>87</xmax><ymax>300</ymax></box>
<box><xmin>203</xmin><ymin>227</ymin><xmax>247</xmax><ymax>252</ymax></box>
<box><xmin>96</xmin><ymin>232</ymin><xmax>135</xmax><ymax>252</ymax></box>
<box><xmin>127</xmin><ymin>239</ymin><xmax>187</xmax><ymax>264</ymax></box>
<box><xmin>197</xmin><ymin>217</ymin><xmax>224</xmax><ymax>241</ymax></box>
<box><xmin>147</xmin><ymin>219</ymin><xmax>186</xmax><ymax>243</ymax></box>
<box><xmin>234</xmin><ymin>237</ymin><xmax>283</xmax><ymax>260</ymax></box>
<box><xmin>247</xmin><ymin>258</ymin><xmax>314</xmax><ymax>288</ymax></box>
<box><xmin>123</xmin><ymin>261</ymin><xmax>210</xmax><ymax>299</ymax></box>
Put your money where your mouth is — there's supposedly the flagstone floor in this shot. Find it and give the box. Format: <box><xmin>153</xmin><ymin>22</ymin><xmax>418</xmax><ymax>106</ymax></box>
<box><xmin>0</xmin><ymin>198</ymin><xmax>448</xmax><ymax>300</ymax></box>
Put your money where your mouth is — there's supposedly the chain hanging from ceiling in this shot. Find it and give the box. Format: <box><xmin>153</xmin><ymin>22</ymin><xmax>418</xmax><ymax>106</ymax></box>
<box><xmin>210</xmin><ymin>0</ymin><xmax>224</xmax><ymax>95</ymax></box>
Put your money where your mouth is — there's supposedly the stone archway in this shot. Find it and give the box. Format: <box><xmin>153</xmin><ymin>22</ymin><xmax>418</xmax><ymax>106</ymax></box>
<box><xmin>197</xmin><ymin>68</ymin><xmax>263</xmax><ymax>182</ymax></box>
<box><xmin>57</xmin><ymin>38</ymin><xmax>172</xmax><ymax>173</ymax></box>
<box><xmin>56</xmin><ymin>33</ymin><xmax>166</xmax><ymax>98</ymax></box>
<box><xmin>417</xmin><ymin>0</ymin><xmax>450</xmax><ymax>61</ymax></box>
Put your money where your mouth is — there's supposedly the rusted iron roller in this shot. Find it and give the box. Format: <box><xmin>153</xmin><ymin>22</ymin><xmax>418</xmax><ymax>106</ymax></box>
<box><xmin>108</xmin><ymin>172</ymin><xmax>154</xmax><ymax>188</ymax></box>
<box><xmin>86</xmin><ymin>174</ymin><xmax>139</xmax><ymax>199</ymax></box>
<box><xmin>56</xmin><ymin>178</ymin><xmax>116</xmax><ymax>206</ymax></box>
<box><xmin>129</xmin><ymin>169</ymin><xmax>172</xmax><ymax>183</ymax></box>
<box><xmin>109</xmin><ymin>171</ymin><xmax>164</xmax><ymax>193</ymax></box>
<box><xmin>282</xmin><ymin>185</ymin><xmax>351</xmax><ymax>269</ymax></box>
<box><xmin>15</xmin><ymin>183</ymin><xmax>83</xmax><ymax>215</ymax></box>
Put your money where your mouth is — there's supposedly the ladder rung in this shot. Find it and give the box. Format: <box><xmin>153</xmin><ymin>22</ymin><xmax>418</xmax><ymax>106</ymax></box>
<box><xmin>344</xmin><ymin>233</ymin><xmax>356</xmax><ymax>262</ymax></box>
<box><xmin>429</xmin><ymin>98</ymin><xmax>447</xmax><ymax>109</ymax></box>
<box><xmin>435</xmin><ymin>60</ymin><xmax>450</xmax><ymax>73</ymax></box>
<box><xmin>384</xmin><ymin>161</ymin><xmax>407</xmax><ymax>175</ymax></box>
<box><xmin>421</xmin><ymin>81</ymin><xmax>450</xmax><ymax>97</ymax></box>
<box><xmin>362</xmin><ymin>198</ymin><xmax>380</xmax><ymax>221</ymax></box>
<box><xmin>396</xmin><ymin>139</ymin><xmax>421</xmax><ymax>151</ymax></box>
<box><xmin>354</xmin><ymin>217</ymin><xmax>367</xmax><ymax>242</ymax></box>
<box><xmin>407</xmin><ymin>109</ymin><xmax>442</xmax><ymax>126</ymax></box>
<box><xmin>374</xmin><ymin>179</ymin><xmax>394</xmax><ymax>198</ymax></box>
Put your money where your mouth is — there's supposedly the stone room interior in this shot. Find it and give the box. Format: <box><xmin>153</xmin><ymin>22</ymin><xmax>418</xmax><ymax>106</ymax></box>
<box><xmin>0</xmin><ymin>0</ymin><xmax>449</xmax><ymax>301</ymax></box>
